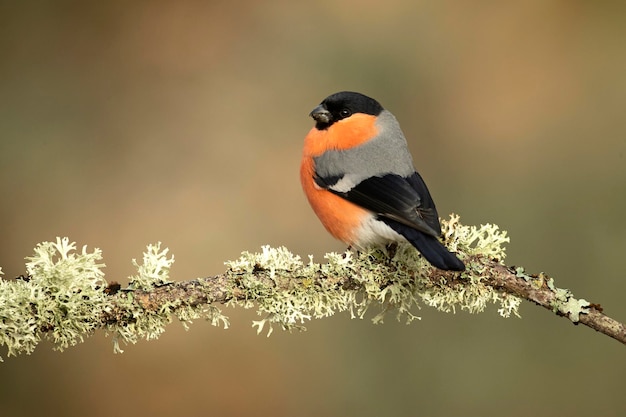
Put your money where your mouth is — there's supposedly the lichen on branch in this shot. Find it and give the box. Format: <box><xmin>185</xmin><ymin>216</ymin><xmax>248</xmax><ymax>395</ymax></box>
<box><xmin>1</xmin><ymin>215</ymin><xmax>623</xmax><ymax>361</ymax></box>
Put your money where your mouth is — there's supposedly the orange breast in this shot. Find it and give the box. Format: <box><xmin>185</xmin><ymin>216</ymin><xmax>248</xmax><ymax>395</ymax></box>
<box><xmin>300</xmin><ymin>115</ymin><xmax>379</xmax><ymax>245</ymax></box>
<box><xmin>300</xmin><ymin>156</ymin><xmax>369</xmax><ymax>245</ymax></box>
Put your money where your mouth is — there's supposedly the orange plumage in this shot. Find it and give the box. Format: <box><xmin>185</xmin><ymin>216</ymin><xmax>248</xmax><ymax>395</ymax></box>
<box><xmin>300</xmin><ymin>149</ymin><xmax>367</xmax><ymax>245</ymax></box>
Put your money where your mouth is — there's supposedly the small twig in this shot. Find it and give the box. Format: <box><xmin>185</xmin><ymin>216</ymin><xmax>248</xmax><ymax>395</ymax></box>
<box><xmin>483</xmin><ymin>262</ymin><xmax>626</xmax><ymax>344</ymax></box>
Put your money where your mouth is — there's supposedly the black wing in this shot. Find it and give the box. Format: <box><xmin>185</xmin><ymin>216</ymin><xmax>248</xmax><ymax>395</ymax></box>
<box><xmin>315</xmin><ymin>172</ymin><xmax>442</xmax><ymax>238</ymax></box>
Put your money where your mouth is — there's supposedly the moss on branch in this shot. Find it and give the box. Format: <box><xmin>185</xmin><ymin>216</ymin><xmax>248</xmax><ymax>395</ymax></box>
<box><xmin>0</xmin><ymin>215</ymin><xmax>623</xmax><ymax>361</ymax></box>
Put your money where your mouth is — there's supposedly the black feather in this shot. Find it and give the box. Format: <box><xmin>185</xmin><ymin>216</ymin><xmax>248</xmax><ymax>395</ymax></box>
<box><xmin>326</xmin><ymin>173</ymin><xmax>441</xmax><ymax>238</ymax></box>
<box><xmin>383</xmin><ymin>219</ymin><xmax>465</xmax><ymax>271</ymax></box>
<box><xmin>315</xmin><ymin>172</ymin><xmax>465</xmax><ymax>271</ymax></box>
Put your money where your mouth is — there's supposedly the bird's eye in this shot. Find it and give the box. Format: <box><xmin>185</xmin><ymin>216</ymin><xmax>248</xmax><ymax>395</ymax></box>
<box><xmin>339</xmin><ymin>109</ymin><xmax>351</xmax><ymax>118</ymax></box>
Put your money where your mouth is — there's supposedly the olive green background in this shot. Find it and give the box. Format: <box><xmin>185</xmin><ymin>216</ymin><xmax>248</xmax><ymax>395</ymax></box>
<box><xmin>1</xmin><ymin>1</ymin><xmax>625</xmax><ymax>416</ymax></box>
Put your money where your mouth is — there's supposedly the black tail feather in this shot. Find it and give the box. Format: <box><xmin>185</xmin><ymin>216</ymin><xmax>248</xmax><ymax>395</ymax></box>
<box><xmin>384</xmin><ymin>219</ymin><xmax>465</xmax><ymax>271</ymax></box>
<box><xmin>407</xmin><ymin>231</ymin><xmax>465</xmax><ymax>271</ymax></box>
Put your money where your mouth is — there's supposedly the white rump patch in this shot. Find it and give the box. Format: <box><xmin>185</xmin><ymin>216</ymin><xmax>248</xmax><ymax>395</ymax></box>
<box><xmin>351</xmin><ymin>214</ymin><xmax>407</xmax><ymax>249</ymax></box>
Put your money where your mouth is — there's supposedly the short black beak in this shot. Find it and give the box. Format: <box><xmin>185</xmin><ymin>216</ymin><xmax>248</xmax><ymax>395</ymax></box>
<box><xmin>309</xmin><ymin>105</ymin><xmax>332</xmax><ymax>124</ymax></box>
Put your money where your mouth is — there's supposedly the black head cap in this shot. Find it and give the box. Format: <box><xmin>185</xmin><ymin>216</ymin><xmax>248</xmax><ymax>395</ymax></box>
<box><xmin>309</xmin><ymin>91</ymin><xmax>384</xmax><ymax>130</ymax></box>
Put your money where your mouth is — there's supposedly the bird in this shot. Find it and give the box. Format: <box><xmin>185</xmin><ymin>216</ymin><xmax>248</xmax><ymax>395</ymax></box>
<box><xmin>300</xmin><ymin>91</ymin><xmax>465</xmax><ymax>271</ymax></box>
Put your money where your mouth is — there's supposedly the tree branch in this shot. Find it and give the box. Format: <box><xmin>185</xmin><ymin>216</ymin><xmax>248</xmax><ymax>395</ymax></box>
<box><xmin>103</xmin><ymin>254</ymin><xmax>626</xmax><ymax>345</ymax></box>
<box><xmin>1</xmin><ymin>217</ymin><xmax>623</xmax><ymax>361</ymax></box>
<box><xmin>484</xmin><ymin>261</ymin><xmax>626</xmax><ymax>344</ymax></box>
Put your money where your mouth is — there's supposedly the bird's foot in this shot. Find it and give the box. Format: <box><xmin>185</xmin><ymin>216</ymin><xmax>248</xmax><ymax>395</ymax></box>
<box><xmin>385</xmin><ymin>242</ymin><xmax>399</xmax><ymax>261</ymax></box>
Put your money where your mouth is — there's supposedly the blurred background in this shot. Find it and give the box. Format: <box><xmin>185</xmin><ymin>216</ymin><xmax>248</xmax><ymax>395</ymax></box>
<box><xmin>1</xmin><ymin>1</ymin><xmax>625</xmax><ymax>416</ymax></box>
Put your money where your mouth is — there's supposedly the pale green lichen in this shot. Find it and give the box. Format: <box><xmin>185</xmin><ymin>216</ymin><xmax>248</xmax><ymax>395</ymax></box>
<box><xmin>225</xmin><ymin>246</ymin><xmax>355</xmax><ymax>336</ymax></box>
<box><xmin>442</xmin><ymin>214</ymin><xmax>509</xmax><ymax>260</ymax></box>
<box><xmin>0</xmin><ymin>240</ymin><xmax>229</xmax><ymax>359</ymax></box>
<box><xmin>0</xmin><ymin>276</ymin><xmax>40</xmax><ymax>359</ymax></box>
<box><xmin>106</xmin><ymin>243</ymin><xmax>229</xmax><ymax>353</ymax></box>
<box><xmin>417</xmin><ymin>216</ymin><xmax>521</xmax><ymax>318</ymax></box>
<box><xmin>127</xmin><ymin>242</ymin><xmax>174</xmax><ymax>290</ymax></box>
<box><xmin>514</xmin><ymin>267</ymin><xmax>588</xmax><ymax>323</ymax></box>
<box><xmin>221</xmin><ymin>216</ymin><xmax>520</xmax><ymax>336</ymax></box>
<box><xmin>0</xmin><ymin>238</ymin><xmax>108</xmax><ymax>360</ymax></box>
<box><xmin>104</xmin><ymin>243</ymin><xmax>177</xmax><ymax>353</ymax></box>
<box><xmin>421</xmin><ymin>215</ymin><xmax>521</xmax><ymax>317</ymax></box>
<box><xmin>552</xmin><ymin>287</ymin><xmax>590</xmax><ymax>323</ymax></box>
<box><xmin>0</xmin><ymin>215</ymin><xmax>536</xmax><ymax>360</ymax></box>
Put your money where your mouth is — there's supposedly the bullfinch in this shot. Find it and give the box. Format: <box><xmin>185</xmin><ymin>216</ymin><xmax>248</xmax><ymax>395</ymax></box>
<box><xmin>300</xmin><ymin>91</ymin><xmax>465</xmax><ymax>271</ymax></box>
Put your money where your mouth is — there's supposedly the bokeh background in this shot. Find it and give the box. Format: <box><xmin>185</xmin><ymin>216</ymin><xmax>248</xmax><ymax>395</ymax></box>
<box><xmin>1</xmin><ymin>1</ymin><xmax>625</xmax><ymax>416</ymax></box>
